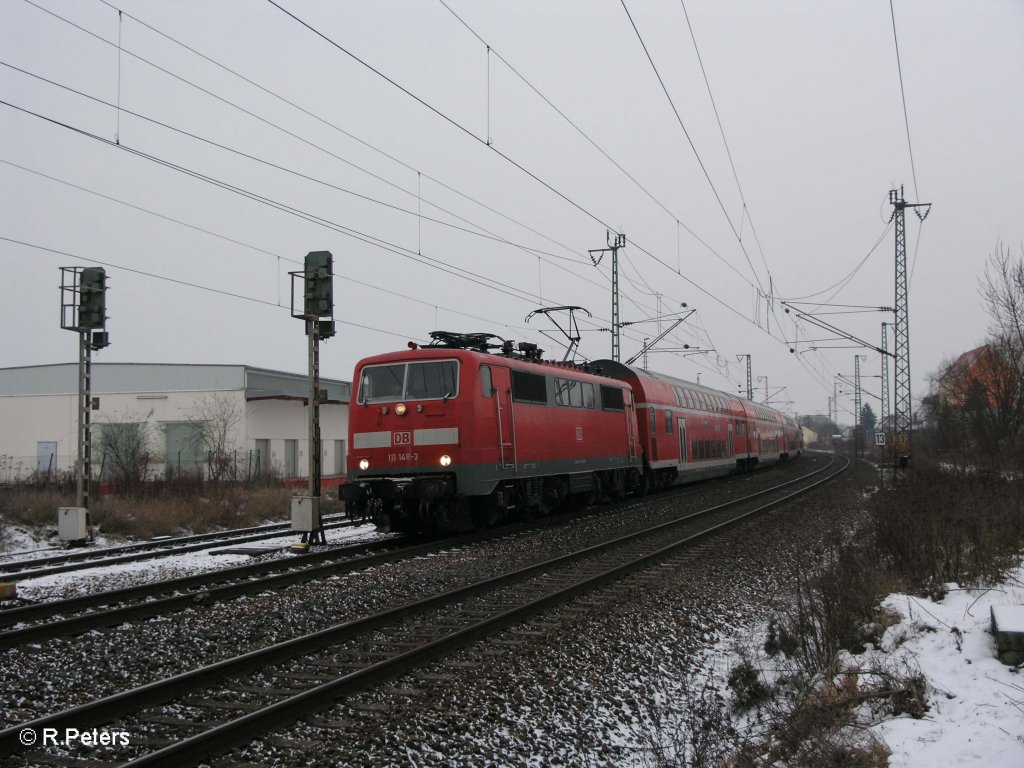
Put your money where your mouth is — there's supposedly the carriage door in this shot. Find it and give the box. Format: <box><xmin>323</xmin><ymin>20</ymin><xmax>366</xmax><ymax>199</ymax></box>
<box><xmin>677</xmin><ymin>418</ymin><xmax>687</xmax><ymax>466</ymax></box>
<box><xmin>489</xmin><ymin>365</ymin><xmax>516</xmax><ymax>469</ymax></box>
<box><xmin>728</xmin><ymin>423</ymin><xmax>734</xmax><ymax>458</ymax></box>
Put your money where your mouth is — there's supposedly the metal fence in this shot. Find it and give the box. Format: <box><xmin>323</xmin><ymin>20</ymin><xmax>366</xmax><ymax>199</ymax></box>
<box><xmin>0</xmin><ymin>450</ymin><xmax>273</xmax><ymax>486</ymax></box>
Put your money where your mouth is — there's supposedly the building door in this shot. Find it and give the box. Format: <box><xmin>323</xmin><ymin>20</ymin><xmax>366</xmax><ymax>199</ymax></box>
<box><xmin>284</xmin><ymin>439</ymin><xmax>297</xmax><ymax>478</ymax></box>
<box><xmin>334</xmin><ymin>439</ymin><xmax>346</xmax><ymax>475</ymax></box>
<box><xmin>254</xmin><ymin>439</ymin><xmax>269</xmax><ymax>477</ymax></box>
<box><xmin>37</xmin><ymin>442</ymin><xmax>58</xmax><ymax>477</ymax></box>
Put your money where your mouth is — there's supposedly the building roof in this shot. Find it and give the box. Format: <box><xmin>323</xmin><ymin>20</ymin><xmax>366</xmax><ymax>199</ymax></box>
<box><xmin>0</xmin><ymin>363</ymin><xmax>351</xmax><ymax>402</ymax></box>
<box><xmin>945</xmin><ymin>346</ymin><xmax>988</xmax><ymax>379</ymax></box>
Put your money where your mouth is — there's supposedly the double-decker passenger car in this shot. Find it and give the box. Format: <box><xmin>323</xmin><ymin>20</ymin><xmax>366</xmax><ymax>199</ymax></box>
<box><xmin>343</xmin><ymin>334</ymin><xmax>642</xmax><ymax>531</ymax></box>
<box><xmin>596</xmin><ymin>360</ymin><xmax>801</xmax><ymax>491</ymax></box>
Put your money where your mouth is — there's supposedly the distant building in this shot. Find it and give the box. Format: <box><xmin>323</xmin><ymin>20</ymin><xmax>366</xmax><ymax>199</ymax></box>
<box><xmin>0</xmin><ymin>363</ymin><xmax>350</xmax><ymax>483</ymax></box>
<box><xmin>800</xmin><ymin>425</ymin><xmax>818</xmax><ymax>447</ymax></box>
<box><xmin>939</xmin><ymin>345</ymin><xmax>1014</xmax><ymax>410</ymax></box>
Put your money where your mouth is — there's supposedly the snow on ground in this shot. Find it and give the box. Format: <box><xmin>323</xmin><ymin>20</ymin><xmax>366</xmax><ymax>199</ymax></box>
<box><xmin>867</xmin><ymin>565</ymin><xmax>1024</xmax><ymax>767</ymax></box>
<box><xmin>667</xmin><ymin>563</ymin><xmax>1024</xmax><ymax>767</ymax></box>
<box><xmin>0</xmin><ymin>521</ymin><xmax>381</xmax><ymax>601</ymax></box>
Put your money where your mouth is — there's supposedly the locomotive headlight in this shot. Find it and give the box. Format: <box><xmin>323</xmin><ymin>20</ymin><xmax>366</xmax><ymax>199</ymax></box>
<box><xmin>439</xmin><ymin>454</ymin><xmax>452</xmax><ymax>467</ymax></box>
<box><xmin>395</xmin><ymin>403</ymin><xmax>407</xmax><ymax>415</ymax></box>
<box><xmin>359</xmin><ymin>458</ymin><xmax>370</xmax><ymax>470</ymax></box>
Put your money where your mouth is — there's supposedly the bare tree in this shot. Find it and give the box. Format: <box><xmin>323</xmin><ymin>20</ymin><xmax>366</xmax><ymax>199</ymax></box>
<box><xmin>186</xmin><ymin>393</ymin><xmax>243</xmax><ymax>481</ymax></box>
<box><xmin>926</xmin><ymin>245</ymin><xmax>1024</xmax><ymax>463</ymax></box>
<box><xmin>978</xmin><ymin>244</ymin><xmax>1024</xmax><ymax>459</ymax></box>
<box><xmin>96</xmin><ymin>409</ymin><xmax>155</xmax><ymax>490</ymax></box>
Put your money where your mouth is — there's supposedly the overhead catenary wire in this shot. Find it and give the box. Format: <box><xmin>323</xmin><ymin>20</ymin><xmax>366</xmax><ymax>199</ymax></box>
<box><xmin>1</xmin><ymin>59</ymin><xmax>606</xmax><ymax>293</ymax></box>
<box><xmin>0</xmin><ymin>235</ymin><xmax>419</xmax><ymax>342</ymax></box>
<box><xmin>16</xmin><ymin>1</ymin><xmax>840</xmax><ymax>402</ymax></box>
<box><xmin>265</xmin><ymin>0</ymin><xmax>790</xmax><ymax>348</ymax></box>
<box><xmin>435</xmin><ymin>0</ymin><xmax>743</xmax><ymax>284</ymax></box>
<box><xmin>34</xmin><ymin>0</ymin><xmax>597</xmax><ymax>277</ymax></box>
<box><xmin>678</xmin><ymin>0</ymin><xmax>776</xmax><ymax>292</ymax></box>
<box><xmin>2</xmin><ymin>97</ymin><xmax>651</xmax><ymax>353</ymax></box>
<box><xmin>618</xmin><ymin>0</ymin><xmax>768</xmax><ymax>297</ymax></box>
<box><xmin>0</xmin><ymin>100</ymin><xmax>562</xmax><ymax>310</ymax></box>
<box><xmin>0</xmin><ymin>158</ymin><xmax>532</xmax><ymax>335</ymax></box>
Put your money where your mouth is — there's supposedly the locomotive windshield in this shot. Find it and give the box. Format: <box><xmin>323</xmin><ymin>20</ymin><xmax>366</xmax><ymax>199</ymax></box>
<box><xmin>358</xmin><ymin>360</ymin><xmax>459</xmax><ymax>403</ymax></box>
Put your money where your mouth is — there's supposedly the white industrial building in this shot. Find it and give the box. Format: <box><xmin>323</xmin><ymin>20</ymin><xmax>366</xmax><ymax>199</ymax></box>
<box><xmin>0</xmin><ymin>363</ymin><xmax>350</xmax><ymax>484</ymax></box>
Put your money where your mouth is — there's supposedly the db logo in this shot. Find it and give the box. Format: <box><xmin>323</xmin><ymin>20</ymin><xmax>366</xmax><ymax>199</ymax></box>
<box><xmin>393</xmin><ymin>431</ymin><xmax>412</xmax><ymax>446</ymax></box>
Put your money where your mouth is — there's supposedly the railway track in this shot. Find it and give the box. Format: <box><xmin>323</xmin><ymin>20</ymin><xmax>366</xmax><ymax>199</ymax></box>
<box><xmin>0</xmin><ymin>497</ymin><xmax>611</xmax><ymax>648</ymax></box>
<box><xmin>0</xmin><ymin>514</ymin><xmax>360</xmax><ymax>583</ymax></box>
<box><xmin>0</xmin><ymin>453</ymin><xmax>847</xmax><ymax>766</ymax></box>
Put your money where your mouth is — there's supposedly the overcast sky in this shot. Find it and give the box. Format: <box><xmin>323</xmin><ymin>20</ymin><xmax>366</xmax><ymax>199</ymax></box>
<box><xmin>2</xmin><ymin>0</ymin><xmax>1021</xmax><ymax>422</ymax></box>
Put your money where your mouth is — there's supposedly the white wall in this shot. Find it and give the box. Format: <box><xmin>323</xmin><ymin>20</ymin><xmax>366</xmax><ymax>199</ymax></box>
<box><xmin>0</xmin><ymin>390</ymin><xmax>349</xmax><ymax>481</ymax></box>
<box><xmin>245</xmin><ymin>399</ymin><xmax>348</xmax><ymax>477</ymax></box>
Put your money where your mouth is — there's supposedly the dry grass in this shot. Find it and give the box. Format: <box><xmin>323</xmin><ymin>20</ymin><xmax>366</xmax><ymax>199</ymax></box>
<box><xmin>0</xmin><ymin>483</ymin><xmax>328</xmax><ymax>539</ymax></box>
<box><xmin>723</xmin><ymin>455</ymin><xmax>1023</xmax><ymax>766</ymax></box>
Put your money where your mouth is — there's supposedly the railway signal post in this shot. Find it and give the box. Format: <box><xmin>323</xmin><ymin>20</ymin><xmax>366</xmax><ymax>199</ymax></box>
<box><xmin>289</xmin><ymin>251</ymin><xmax>335</xmax><ymax>548</ymax></box>
<box><xmin>58</xmin><ymin>266</ymin><xmax>110</xmax><ymax>545</ymax></box>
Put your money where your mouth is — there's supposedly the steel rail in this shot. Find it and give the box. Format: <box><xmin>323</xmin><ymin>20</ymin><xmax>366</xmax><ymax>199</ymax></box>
<box><xmin>133</xmin><ymin>454</ymin><xmax>848</xmax><ymax>767</ymax></box>
<box><xmin>0</xmin><ymin>498</ymin><xmax>604</xmax><ymax>645</ymax></box>
<box><xmin>0</xmin><ymin>517</ymin><xmax>358</xmax><ymax>583</ymax></box>
<box><xmin>0</xmin><ymin>513</ymin><xmax>352</xmax><ymax>569</ymax></box>
<box><xmin>0</xmin><ymin>454</ymin><xmax>845</xmax><ymax>762</ymax></box>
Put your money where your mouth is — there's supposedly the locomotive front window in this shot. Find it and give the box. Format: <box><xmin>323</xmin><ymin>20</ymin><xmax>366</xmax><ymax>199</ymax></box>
<box><xmin>358</xmin><ymin>360</ymin><xmax>459</xmax><ymax>403</ymax></box>
<box><xmin>359</xmin><ymin>364</ymin><xmax>405</xmax><ymax>403</ymax></box>
<box><xmin>406</xmin><ymin>360</ymin><xmax>459</xmax><ymax>400</ymax></box>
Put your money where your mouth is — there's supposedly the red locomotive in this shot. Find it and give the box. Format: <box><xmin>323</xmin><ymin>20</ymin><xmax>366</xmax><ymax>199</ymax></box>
<box><xmin>343</xmin><ymin>332</ymin><xmax>802</xmax><ymax>532</ymax></box>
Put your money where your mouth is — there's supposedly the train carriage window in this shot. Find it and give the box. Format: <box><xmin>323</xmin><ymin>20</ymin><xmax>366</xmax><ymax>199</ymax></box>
<box><xmin>600</xmin><ymin>385</ymin><xmax>625</xmax><ymax>411</ymax></box>
<box><xmin>480</xmin><ymin>365</ymin><xmax>493</xmax><ymax>398</ymax></box>
<box><xmin>555</xmin><ymin>378</ymin><xmax>596</xmax><ymax>408</ymax></box>
<box><xmin>665</xmin><ymin>410</ymin><xmax>673</xmax><ymax>434</ymax></box>
<box><xmin>581</xmin><ymin>381</ymin><xmax>595</xmax><ymax>408</ymax></box>
<box><xmin>692</xmin><ymin>439</ymin><xmax>698</xmax><ymax>460</ymax></box>
<box><xmin>512</xmin><ymin>370</ymin><xmax>548</xmax><ymax>404</ymax></box>
<box><xmin>406</xmin><ymin>360</ymin><xmax>459</xmax><ymax>400</ymax></box>
<box><xmin>649</xmin><ymin>408</ymin><xmax>657</xmax><ymax>435</ymax></box>
<box><xmin>569</xmin><ymin>380</ymin><xmax>583</xmax><ymax>407</ymax></box>
<box><xmin>557</xmin><ymin>380</ymin><xmax>573</xmax><ymax>409</ymax></box>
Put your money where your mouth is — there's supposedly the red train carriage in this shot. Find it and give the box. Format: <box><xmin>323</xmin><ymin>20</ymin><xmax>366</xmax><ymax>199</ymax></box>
<box><xmin>343</xmin><ymin>335</ymin><xmax>642</xmax><ymax>531</ymax></box>
<box><xmin>595</xmin><ymin>360</ymin><xmax>800</xmax><ymax>490</ymax></box>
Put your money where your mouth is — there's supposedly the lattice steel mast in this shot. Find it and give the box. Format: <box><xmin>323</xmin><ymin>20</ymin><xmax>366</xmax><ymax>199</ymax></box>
<box><xmin>590</xmin><ymin>231</ymin><xmax>626</xmax><ymax>362</ymax></box>
<box><xmin>889</xmin><ymin>186</ymin><xmax>930</xmax><ymax>463</ymax></box>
